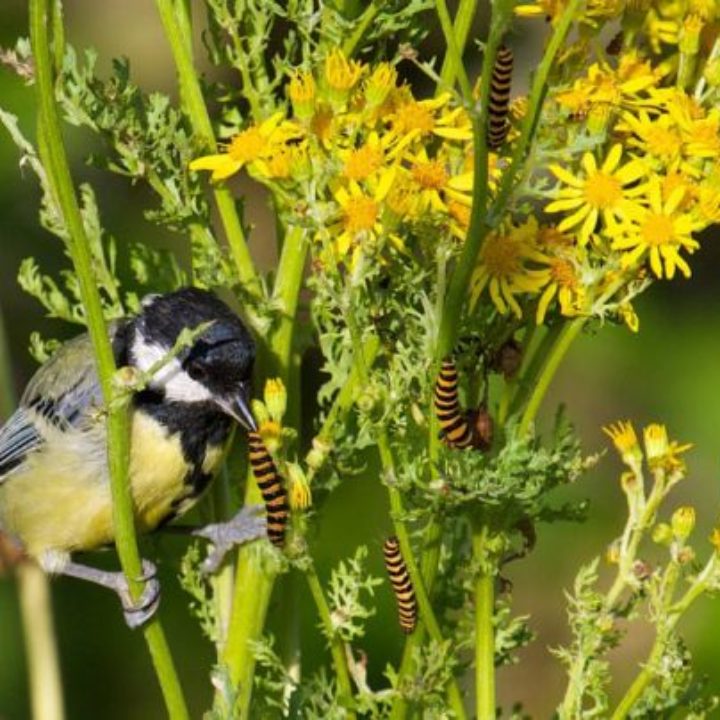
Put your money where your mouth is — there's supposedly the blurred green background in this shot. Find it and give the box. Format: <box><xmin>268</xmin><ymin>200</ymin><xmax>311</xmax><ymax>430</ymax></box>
<box><xmin>1</xmin><ymin>2</ymin><xmax>720</xmax><ymax>718</ymax></box>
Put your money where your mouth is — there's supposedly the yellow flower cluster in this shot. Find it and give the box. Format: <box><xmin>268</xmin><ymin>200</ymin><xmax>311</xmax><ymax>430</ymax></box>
<box><xmin>189</xmin><ymin>50</ymin><xmax>498</xmax><ymax>269</ymax></box>
<box><xmin>188</xmin><ymin>37</ymin><xmax>719</xmax><ymax>329</ymax></box>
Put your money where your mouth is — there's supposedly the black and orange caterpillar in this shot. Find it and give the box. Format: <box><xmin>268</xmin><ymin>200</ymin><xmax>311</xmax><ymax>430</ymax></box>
<box><xmin>434</xmin><ymin>358</ymin><xmax>474</xmax><ymax>449</ymax></box>
<box><xmin>487</xmin><ymin>46</ymin><xmax>514</xmax><ymax>150</ymax></box>
<box><xmin>383</xmin><ymin>536</ymin><xmax>417</xmax><ymax>634</ymax></box>
<box><xmin>247</xmin><ymin>431</ymin><xmax>288</xmax><ymax>548</ymax></box>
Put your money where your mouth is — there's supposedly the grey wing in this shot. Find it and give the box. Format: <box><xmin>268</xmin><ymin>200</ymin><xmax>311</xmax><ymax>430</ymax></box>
<box><xmin>0</xmin><ymin>329</ymin><xmax>113</xmax><ymax>482</ymax></box>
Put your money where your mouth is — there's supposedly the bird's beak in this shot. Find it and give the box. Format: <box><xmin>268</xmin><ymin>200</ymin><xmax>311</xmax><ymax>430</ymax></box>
<box><xmin>218</xmin><ymin>383</ymin><xmax>257</xmax><ymax>431</ymax></box>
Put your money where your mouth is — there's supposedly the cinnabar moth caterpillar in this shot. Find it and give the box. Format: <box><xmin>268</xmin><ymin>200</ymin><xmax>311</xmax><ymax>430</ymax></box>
<box><xmin>435</xmin><ymin>358</ymin><xmax>474</xmax><ymax>449</ymax></box>
<box><xmin>487</xmin><ymin>46</ymin><xmax>514</xmax><ymax>150</ymax></box>
<box><xmin>248</xmin><ymin>431</ymin><xmax>288</xmax><ymax>547</ymax></box>
<box><xmin>383</xmin><ymin>536</ymin><xmax>417</xmax><ymax>633</ymax></box>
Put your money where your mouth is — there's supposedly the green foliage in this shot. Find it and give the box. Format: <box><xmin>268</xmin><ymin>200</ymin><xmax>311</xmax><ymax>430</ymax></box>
<box><xmin>326</xmin><ymin>546</ymin><xmax>382</xmax><ymax>643</ymax></box>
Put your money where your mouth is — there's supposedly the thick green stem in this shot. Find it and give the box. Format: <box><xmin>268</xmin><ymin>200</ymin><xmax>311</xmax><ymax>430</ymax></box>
<box><xmin>29</xmin><ymin>3</ymin><xmax>188</xmax><ymax>717</ymax></box>
<box><xmin>154</xmin><ymin>0</ymin><xmax>259</xmax><ymax>300</ymax></box>
<box><xmin>304</xmin><ymin>563</ymin><xmax>355</xmax><ymax>711</ymax></box>
<box><xmin>438</xmin><ymin>0</ymin><xmax>478</xmax><ymax>90</ymax></box>
<box><xmin>472</xmin><ymin>527</ymin><xmax>495</xmax><ymax>720</ymax></box>
<box><xmin>222</xmin><ymin>225</ymin><xmax>308</xmax><ymax>716</ymax></box>
<box><xmin>518</xmin><ymin>318</ymin><xmax>585</xmax><ymax>435</ymax></box>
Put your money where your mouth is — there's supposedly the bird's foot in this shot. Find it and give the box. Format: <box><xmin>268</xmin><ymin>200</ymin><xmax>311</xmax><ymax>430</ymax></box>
<box><xmin>192</xmin><ymin>504</ymin><xmax>266</xmax><ymax>574</ymax></box>
<box><xmin>61</xmin><ymin>558</ymin><xmax>161</xmax><ymax>629</ymax></box>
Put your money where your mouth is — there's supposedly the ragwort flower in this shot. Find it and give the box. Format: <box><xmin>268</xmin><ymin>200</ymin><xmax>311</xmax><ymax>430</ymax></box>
<box><xmin>189</xmin><ymin>112</ymin><xmax>303</xmax><ymax>181</ymax></box>
<box><xmin>607</xmin><ymin>177</ymin><xmax>701</xmax><ymax>279</ymax></box>
<box><xmin>545</xmin><ymin>144</ymin><xmax>646</xmax><ymax>244</ymax></box>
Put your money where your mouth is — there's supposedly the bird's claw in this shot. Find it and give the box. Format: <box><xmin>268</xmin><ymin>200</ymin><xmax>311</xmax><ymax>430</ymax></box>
<box><xmin>113</xmin><ymin>561</ymin><xmax>161</xmax><ymax>629</ymax></box>
<box><xmin>192</xmin><ymin>505</ymin><xmax>266</xmax><ymax>574</ymax></box>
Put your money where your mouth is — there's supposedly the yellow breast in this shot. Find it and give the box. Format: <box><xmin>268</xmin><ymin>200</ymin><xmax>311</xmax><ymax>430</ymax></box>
<box><xmin>0</xmin><ymin>410</ymin><xmax>222</xmax><ymax>559</ymax></box>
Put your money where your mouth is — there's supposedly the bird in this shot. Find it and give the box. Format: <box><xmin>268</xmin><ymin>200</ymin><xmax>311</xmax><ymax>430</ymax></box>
<box><xmin>0</xmin><ymin>287</ymin><xmax>267</xmax><ymax>627</ymax></box>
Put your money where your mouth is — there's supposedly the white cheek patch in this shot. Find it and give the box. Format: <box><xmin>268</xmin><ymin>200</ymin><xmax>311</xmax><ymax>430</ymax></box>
<box><xmin>131</xmin><ymin>333</ymin><xmax>213</xmax><ymax>404</ymax></box>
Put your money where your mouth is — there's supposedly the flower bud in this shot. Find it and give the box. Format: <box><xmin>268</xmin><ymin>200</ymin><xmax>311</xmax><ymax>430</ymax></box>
<box><xmin>287</xmin><ymin>462</ymin><xmax>312</xmax><ymax>510</ymax></box>
<box><xmin>709</xmin><ymin>528</ymin><xmax>720</xmax><ymax>553</ymax></box>
<box><xmin>606</xmin><ymin>541</ymin><xmax>620</xmax><ymax>564</ymax></box>
<box><xmin>364</xmin><ymin>63</ymin><xmax>397</xmax><ymax>108</ymax></box>
<box><xmin>603</xmin><ymin>421</ymin><xmax>643</xmax><ymax>470</ymax></box>
<box><xmin>652</xmin><ymin>522</ymin><xmax>673</xmax><ymax>546</ymax></box>
<box><xmin>264</xmin><ymin>378</ymin><xmax>287</xmax><ymax>423</ymax></box>
<box><xmin>259</xmin><ymin>420</ymin><xmax>282</xmax><ymax>453</ymax></box>
<box><xmin>671</xmin><ymin>506</ymin><xmax>696</xmax><ymax>540</ymax></box>
<box><xmin>306</xmin><ymin>436</ymin><xmax>332</xmax><ymax>472</ymax></box>
<box><xmin>288</xmin><ymin>71</ymin><xmax>316</xmax><ymax>122</ymax></box>
<box><xmin>676</xmin><ymin>546</ymin><xmax>695</xmax><ymax>565</ymax></box>
<box><xmin>679</xmin><ymin>14</ymin><xmax>703</xmax><ymax>55</ymax></box>
<box><xmin>251</xmin><ymin>399</ymin><xmax>270</xmax><ymax>426</ymax></box>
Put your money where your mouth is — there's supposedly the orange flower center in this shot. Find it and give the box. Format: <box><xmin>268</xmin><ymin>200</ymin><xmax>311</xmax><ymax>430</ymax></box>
<box><xmin>412</xmin><ymin>160</ymin><xmax>448</xmax><ymax>189</ymax></box>
<box><xmin>641</xmin><ymin>213</ymin><xmax>675</xmax><ymax>246</ymax></box>
<box><xmin>393</xmin><ymin>102</ymin><xmax>434</xmax><ymax>135</ymax></box>
<box><xmin>643</xmin><ymin>125</ymin><xmax>682</xmax><ymax>158</ymax></box>
<box><xmin>344</xmin><ymin>195</ymin><xmax>378</xmax><ymax>233</ymax></box>
<box><xmin>228</xmin><ymin>127</ymin><xmax>266</xmax><ymax>164</ymax></box>
<box><xmin>583</xmin><ymin>171</ymin><xmax>622</xmax><ymax>209</ymax></box>
<box><xmin>550</xmin><ymin>259</ymin><xmax>577</xmax><ymax>287</ymax></box>
<box><xmin>481</xmin><ymin>234</ymin><xmax>523</xmax><ymax>277</ymax></box>
<box><xmin>344</xmin><ymin>145</ymin><xmax>383</xmax><ymax>180</ymax></box>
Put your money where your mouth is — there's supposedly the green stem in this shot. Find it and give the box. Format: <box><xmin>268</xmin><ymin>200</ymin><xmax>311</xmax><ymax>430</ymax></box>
<box><xmin>222</xmin><ymin>547</ymin><xmax>274</xmax><ymax>716</ymax></box>
<box><xmin>435</xmin><ymin>0</ymin><xmax>474</xmax><ymax>103</ymax></box>
<box><xmin>268</xmin><ymin>226</ymin><xmax>308</xmax><ymax>380</ymax></box>
<box><xmin>342</xmin><ymin>0</ymin><xmax>383</xmax><ymax>57</ymax></box>
<box><xmin>154</xmin><ymin>0</ymin><xmax>259</xmax><ymax>300</ymax></box>
<box><xmin>437</xmin><ymin>0</ymin><xmax>479</xmax><ymax>93</ymax></box>
<box><xmin>344</xmin><ymin>310</ymin><xmax>466</xmax><ymax>720</ymax></box>
<box><xmin>518</xmin><ymin>318</ymin><xmax>585</xmax><ymax>436</ymax></box>
<box><xmin>304</xmin><ymin>562</ymin><xmax>356</xmax><ymax>711</ymax></box>
<box><xmin>472</xmin><ymin>527</ymin><xmax>495</xmax><ymax>720</ymax></box>
<box><xmin>29</xmin><ymin>3</ymin><xmax>188</xmax><ymax>717</ymax></box>
<box><xmin>222</xmin><ymin>225</ymin><xmax>308</xmax><ymax>716</ymax></box>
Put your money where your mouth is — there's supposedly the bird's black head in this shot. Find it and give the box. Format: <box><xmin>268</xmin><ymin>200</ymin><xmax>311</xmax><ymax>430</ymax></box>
<box><xmin>129</xmin><ymin>288</ymin><xmax>257</xmax><ymax>430</ymax></box>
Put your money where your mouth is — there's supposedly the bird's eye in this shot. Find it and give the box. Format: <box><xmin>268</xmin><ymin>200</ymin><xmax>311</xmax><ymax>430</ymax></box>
<box><xmin>187</xmin><ymin>361</ymin><xmax>208</xmax><ymax>382</ymax></box>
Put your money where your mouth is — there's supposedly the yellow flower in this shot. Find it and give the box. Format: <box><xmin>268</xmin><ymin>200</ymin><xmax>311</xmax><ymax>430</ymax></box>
<box><xmin>603</xmin><ymin>420</ymin><xmax>643</xmax><ymax>469</ymax></box>
<box><xmin>470</xmin><ymin>217</ymin><xmax>550</xmax><ymax>317</ymax></box>
<box><xmin>287</xmin><ymin>463</ymin><xmax>312</xmax><ymax>511</ymax></box>
<box><xmin>607</xmin><ymin>178</ymin><xmax>701</xmax><ymax>279</ymax></box>
<box><xmin>619</xmin><ymin>109</ymin><xmax>683</xmax><ymax>165</ymax></box>
<box><xmin>696</xmin><ymin>181</ymin><xmax>720</xmax><ymax>224</ymax></box>
<box><xmin>259</xmin><ymin>419</ymin><xmax>282</xmax><ymax>453</ymax></box>
<box><xmin>324</xmin><ymin>49</ymin><xmax>365</xmax><ymax>104</ymax></box>
<box><xmin>681</xmin><ymin>111</ymin><xmax>720</xmax><ymax>158</ymax></box>
<box><xmin>288</xmin><ymin>70</ymin><xmax>316</xmax><ymax>121</ymax></box>
<box><xmin>389</xmin><ymin>91</ymin><xmax>472</xmax><ymax>142</ymax></box>
<box><xmin>264</xmin><ymin>378</ymin><xmax>287</xmax><ymax>423</ymax></box>
<box><xmin>545</xmin><ymin>144</ymin><xmax>646</xmax><ymax>245</ymax></box>
<box><xmin>534</xmin><ymin>256</ymin><xmax>585</xmax><ymax>324</ymax></box>
<box><xmin>671</xmin><ymin>506</ymin><xmax>696</xmax><ymax>540</ymax></box>
<box><xmin>331</xmin><ymin>172</ymin><xmax>395</xmax><ymax>260</ymax></box>
<box><xmin>643</xmin><ymin>423</ymin><xmax>692</xmax><ymax>473</ymax></box>
<box><xmin>364</xmin><ymin>63</ymin><xmax>397</xmax><ymax>108</ymax></box>
<box><xmin>189</xmin><ymin>112</ymin><xmax>303</xmax><ymax>181</ymax></box>
<box><xmin>404</xmin><ymin>148</ymin><xmax>472</xmax><ymax>218</ymax></box>
<box><xmin>514</xmin><ymin>0</ymin><xmax>567</xmax><ymax>22</ymax></box>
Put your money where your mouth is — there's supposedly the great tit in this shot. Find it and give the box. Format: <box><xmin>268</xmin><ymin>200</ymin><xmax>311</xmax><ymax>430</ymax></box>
<box><xmin>0</xmin><ymin>287</ymin><xmax>266</xmax><ymax>626</ymax></box>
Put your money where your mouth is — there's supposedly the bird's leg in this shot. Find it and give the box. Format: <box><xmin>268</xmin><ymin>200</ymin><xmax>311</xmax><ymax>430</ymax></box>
<box><xmin>59</xmin><ymin>559</ymin><xmax>161</xmax><ymax>629</ymax></box>
<box><xmin>191</xmin><ymin>504</ymin><xmax>267</xmax><ymax>574</ymax></box>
